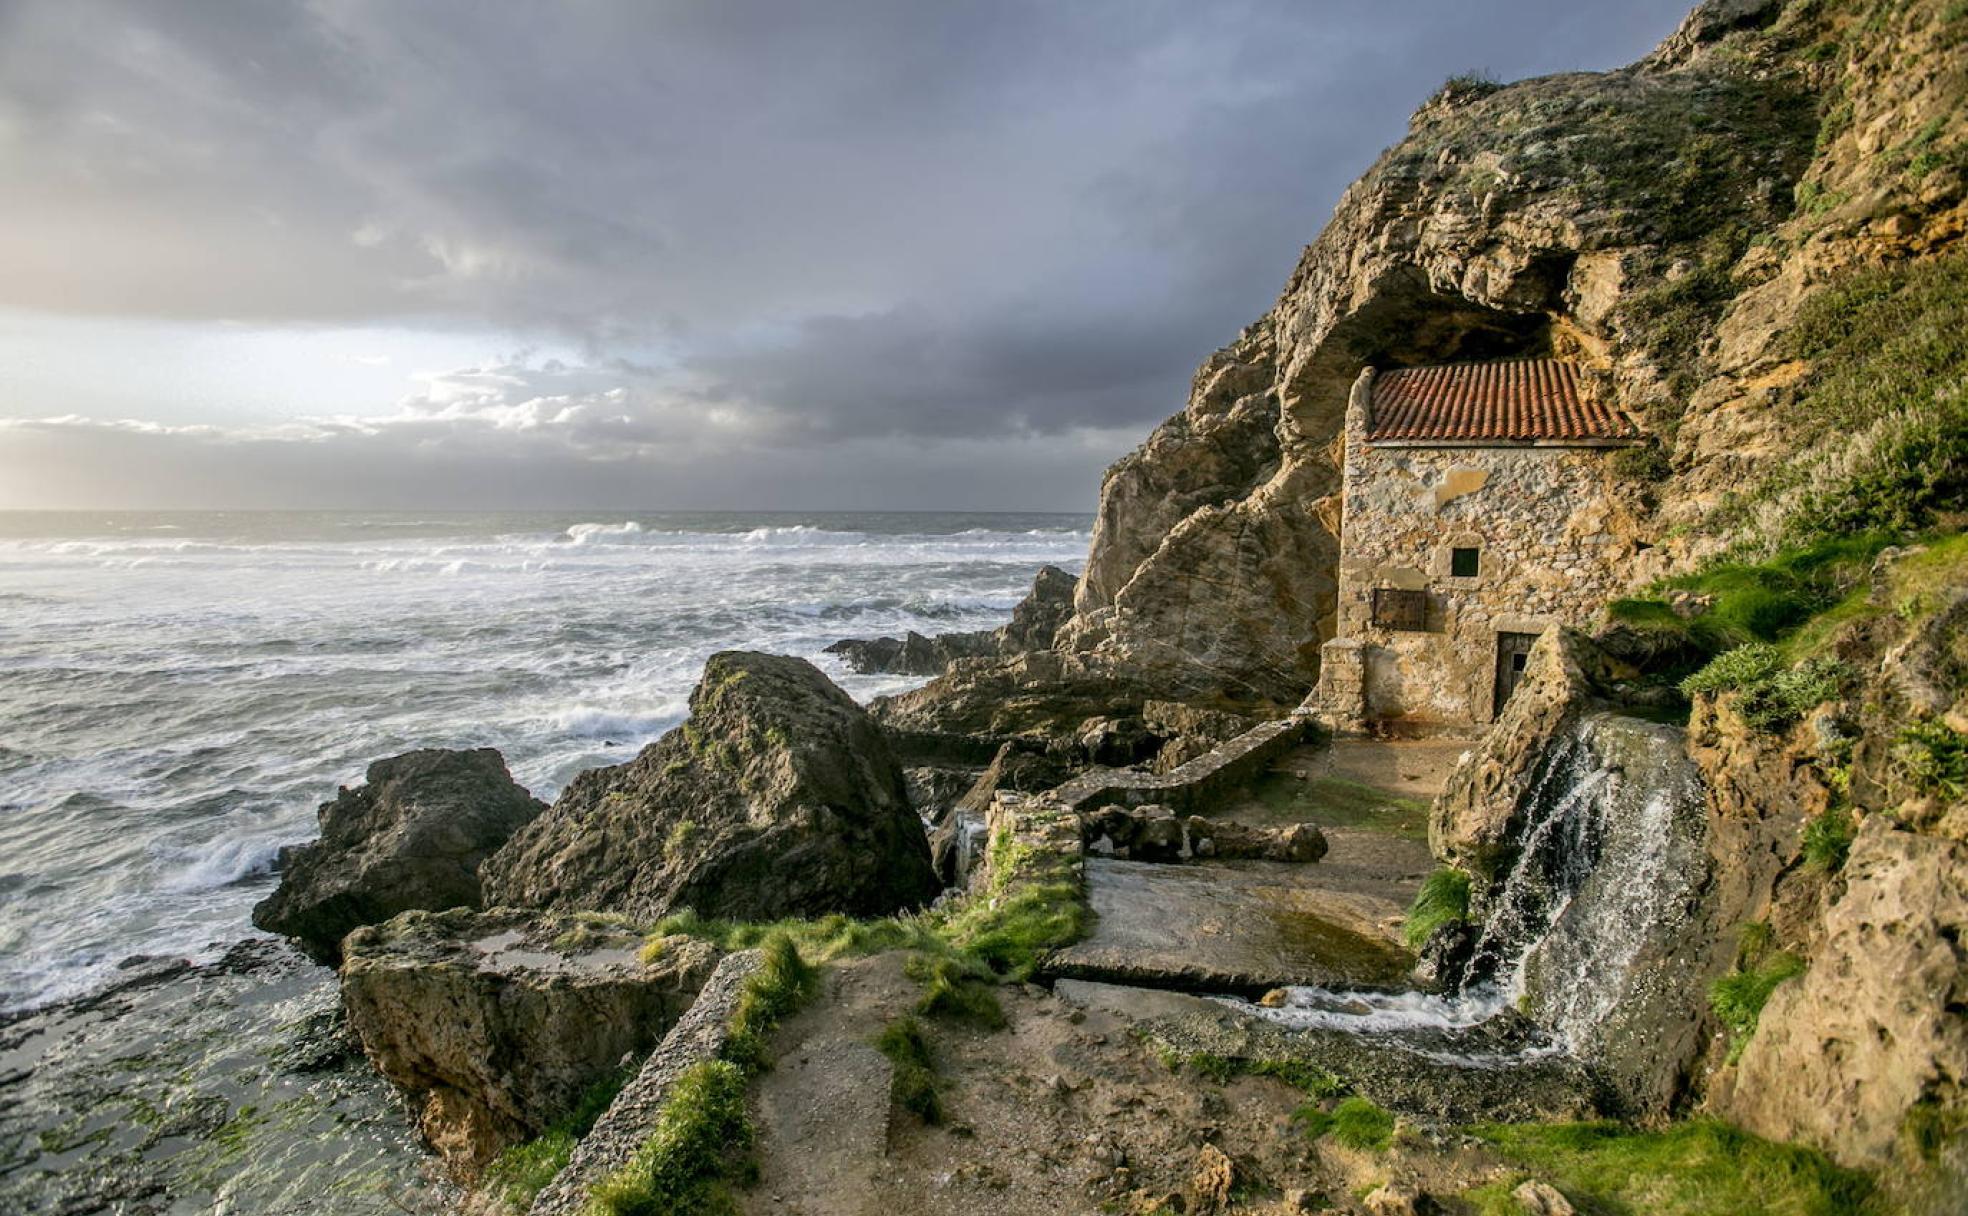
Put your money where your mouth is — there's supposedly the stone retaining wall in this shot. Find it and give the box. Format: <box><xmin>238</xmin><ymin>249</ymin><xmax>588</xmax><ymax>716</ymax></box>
<box><xmin>527</xmin><ymin>949</ymin><xmax>763</xmax><ymax>1216</ymax></box>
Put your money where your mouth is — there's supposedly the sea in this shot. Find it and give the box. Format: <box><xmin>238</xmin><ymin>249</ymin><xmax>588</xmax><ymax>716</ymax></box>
<box><xmin>0</xmin><ymin>509</ymin><xmax>1088</xmax><ymax>1214</ymax></box>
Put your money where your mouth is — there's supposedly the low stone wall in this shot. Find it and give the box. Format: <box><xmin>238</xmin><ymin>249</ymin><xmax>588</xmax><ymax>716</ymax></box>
<box><xmin>527</xmin><ymin>949</ymin><xmax>763</xmax><ymax>1216</ymax></box>
<box><xmin>1047</xmin><ymin>715</ymin><xmax>1313</xmax><ymax>814</ymax></box>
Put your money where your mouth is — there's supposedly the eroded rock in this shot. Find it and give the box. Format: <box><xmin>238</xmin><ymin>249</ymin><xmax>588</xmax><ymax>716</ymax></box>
<box><xmin>251</xmin><ymin>748</ymin><xmax>546</xmax><ymax>964</ymax></box>
<box><xmin>482</xmin><ymin>651</ymin><xmax>938</xmax><ymax>921</ymax></box>
<box><xmin>339</xmin><ymin>908</ymin><xmax>718</xmax><ymax>1177</ymax></box>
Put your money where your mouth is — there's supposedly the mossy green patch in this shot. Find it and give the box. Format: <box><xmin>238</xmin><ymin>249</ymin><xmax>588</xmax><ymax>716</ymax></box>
<box><xmin>874</xmin><ymin>1016</ymin><xmax>942</xmax><ymax>1125</ymax></box>
<box><xmin>583</xmin><ymin>1060</ymin><xmax>752</xmax><ymax>1216</ymax></box>
<box><xmin>485</xmin><ymin>1060</ymin><xmax>642</xmax><ymax>1208</ymax></box>
<box><xmin>1469</xmin><ymin>1119</ymin><xmax>1876</xmax><ymax>1215</ymax></box>
<box><xmin>1800</xmin><ymin>806</ymin><xmax>1856</xmax><ymax>872</ymax></box>
<box><xmin>1295</xmin><ymin>1096</ymin><xmax>1394</xmax><ymax>1151</ymax></box>
<box><xmin>1682</xmin><ymin>645</ymin><xmax>1850</xmax><ymax>733</ymax></box>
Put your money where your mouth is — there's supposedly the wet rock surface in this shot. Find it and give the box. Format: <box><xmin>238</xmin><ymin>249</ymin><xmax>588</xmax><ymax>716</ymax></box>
<box><xmin>340</xmin><ymin>907</ymin><xmax>718</xmax><ymax>1178</ymax></box>
<box><xmin>482</xmin><ymin>651</ymin><xmax>938</xmax><ymax>922</ymax></box>
<box><xmin>825</xmin><ymin>564</ymin><xmax>1078</xmax><ymax>677</ymax></box>
<box><xmin>0</xmin><ymin>940</ymin><xmax>446</xmax><ymax>1216</ymax></box>
<box><xmin>251</xmin><ymin>747</ymin><xmax>547</xmax><ymax>964</ymax></box>
<box><xmin>1045</xmin><ymin>858</ymin><xmax>1413</xmax><ymax>995</ymax></box>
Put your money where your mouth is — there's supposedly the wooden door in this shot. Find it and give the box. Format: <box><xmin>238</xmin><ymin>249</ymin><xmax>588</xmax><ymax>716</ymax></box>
<box><xmin>1493</xmin><ymin>631</ymin><xmax>1540</xmax><ymax>717</ymax></box>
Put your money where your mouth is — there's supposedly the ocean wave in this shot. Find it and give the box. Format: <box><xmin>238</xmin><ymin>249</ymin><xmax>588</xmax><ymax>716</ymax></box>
<box><xmin>543</xmin><ymin>703</ymin><xmax>687</xmax><ymax>739</ymax></box>
<box><xmin>157</xmin><ymin>833</ymin><xmax>287</xmax><ymax>892</ymax></box>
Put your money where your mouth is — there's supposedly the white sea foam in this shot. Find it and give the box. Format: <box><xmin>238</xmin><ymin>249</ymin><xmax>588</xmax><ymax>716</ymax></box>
<box><xmin>0</xmin><ymin>510</ymin><xmax>1089</xmax><ymax>1012</ymax></box>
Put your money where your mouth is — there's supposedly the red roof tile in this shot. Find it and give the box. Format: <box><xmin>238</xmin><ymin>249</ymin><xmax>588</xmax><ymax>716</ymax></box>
<box><xmin>1366</xmin><ymin>359</ymin><xmax>1636</xmax><ymax>444</ymax></box>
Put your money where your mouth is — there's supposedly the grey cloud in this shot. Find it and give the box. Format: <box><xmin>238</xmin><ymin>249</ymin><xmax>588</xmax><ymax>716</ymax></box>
<box><xmin>0</xmin><ymin>0</ymin><xmax>1695</xmax><ymax>499</ymax></box>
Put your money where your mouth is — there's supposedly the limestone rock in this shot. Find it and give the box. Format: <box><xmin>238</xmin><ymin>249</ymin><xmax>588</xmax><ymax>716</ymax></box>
<box><xmin>872</xmin><ymin>649</ymin><xmax>1156</xmax><ymax>744</ymax></box>
<box><xmin>481</xmin><ymin>651</ymin><xmax>937</xmax><ymax>921</ymax></box>
<box><xmin>338</xmin><ymin>908</ymin><xmax>718</xmax><ymax>1177</ymax></box>
<box><xmin>1186</xmin><ymin>1142</ymin><xmax>1235</xmax><ymax>1214</ymax></box>
<box><xmin>1429</xmin><ymin>628</ymin><xmax>1614</xmax><ymax>876</ymax></box>
<box><xmin>1716</xmin><ymin>818</ymin><xmax>1968</xmax><ymax>1170</ymax></box>
<box><xmin>996</xmin><ymin>563</ymin><xmax>1080</xmax><ymax>653</ymax></box>
<box><xmin>1511</xmin><ymin>1179</ymin><xmax>1576</xmax><ymax>1216</ymax></box>
<box><xmin>251</xmin><ymin>748</ymin><xmax>545</xmax><ymax>964</ymax></box>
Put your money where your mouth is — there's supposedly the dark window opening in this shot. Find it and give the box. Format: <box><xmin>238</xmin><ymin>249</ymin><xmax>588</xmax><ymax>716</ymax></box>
<box><xmin>1451</xmin><ymin>547</ymin><xmax>1481</xmax><ymax>578</ymax></box>
<box><xmin>1371</xmin><ymin>588</ymin><xmax>1429</xmax><ymax>632</ymax></box>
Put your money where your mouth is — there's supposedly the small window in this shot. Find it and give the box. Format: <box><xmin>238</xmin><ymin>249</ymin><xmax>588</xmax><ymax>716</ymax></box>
<box><xmin>1451</xmin><ymin>547</ymin><xmax>1481</xmax><ymax>578</ymax></box>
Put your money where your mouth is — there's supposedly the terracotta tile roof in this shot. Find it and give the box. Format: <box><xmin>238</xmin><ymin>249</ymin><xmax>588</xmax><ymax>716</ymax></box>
<box><xmin>1366</xmin><ymin>359</ymin><xmax>1636</xmax><ymax>444</ymax></box>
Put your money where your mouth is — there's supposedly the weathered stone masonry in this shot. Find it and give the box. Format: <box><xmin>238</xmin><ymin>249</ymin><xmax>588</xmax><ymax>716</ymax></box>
<box><xmin>1318</xmin><ymin>361</ymin><xmax>1644</xmax><ymax>732</ymax></box>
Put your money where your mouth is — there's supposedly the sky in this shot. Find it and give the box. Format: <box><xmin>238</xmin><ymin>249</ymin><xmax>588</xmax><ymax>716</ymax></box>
<box><xmin>0</xmin><ymin>0</ymin><xmax>1694</xmax><ymax>511</ymax></box>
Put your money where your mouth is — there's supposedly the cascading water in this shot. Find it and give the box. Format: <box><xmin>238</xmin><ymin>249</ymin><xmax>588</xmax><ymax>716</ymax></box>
<box><xmin>1232</xmin><ymin>712</ymin><xmax>1709</xmax><ymax>1090</ymax></box>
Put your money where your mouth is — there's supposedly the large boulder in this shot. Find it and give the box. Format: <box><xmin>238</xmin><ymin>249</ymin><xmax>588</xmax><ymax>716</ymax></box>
<box><xmin>481</xmin><ymin>651</ymin><xmax>938</xmax><ymax>920</ymax></box>
<box><xmin>339</xmin><ymin>907</ymin><xmax>719</xmax><ymax>1177</ymax></box>
<box><xmin>251</xmin><ymin>748</ymin><xmax>545</xmax><ymax>964</ymax></box>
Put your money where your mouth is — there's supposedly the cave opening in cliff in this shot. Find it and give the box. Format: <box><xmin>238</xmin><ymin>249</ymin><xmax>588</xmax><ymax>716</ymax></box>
<box><xmin>1285</xmin><ymin>270</ymin><xmax>1562</xmax><ymax>444</ymax></box>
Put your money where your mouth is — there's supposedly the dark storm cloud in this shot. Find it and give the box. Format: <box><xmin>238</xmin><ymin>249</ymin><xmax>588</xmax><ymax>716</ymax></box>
<box><xmin>0</xmin><ymin>0</ymin><xmax>1695</xmax><ymax>503</ymax></box>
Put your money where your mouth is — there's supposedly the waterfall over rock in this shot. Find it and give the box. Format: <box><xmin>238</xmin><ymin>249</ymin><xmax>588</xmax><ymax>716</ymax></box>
<box><xmin>1465</xmin><ymin>713</ymin><xmax>1711</xmax><ymax>1107</ymax></box>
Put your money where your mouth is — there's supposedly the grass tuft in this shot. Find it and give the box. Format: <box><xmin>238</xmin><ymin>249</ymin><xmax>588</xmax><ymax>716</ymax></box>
<box><xmin>1681</xmin><ymin>645</ymin><xmax>1849</xmax><ymax>733</ymax></box>
<box><xmin>874</xmin><ymin>1016</ymin><xmax>943</xmax><ymax>1125</ymax></box>
<box><xmin>721</xmin><ymin>933</ymin><xmax>818</xmax><ymax>1073</ymax></box>
<box><xmin>1402</xmin><ymin>868</ymin><xmax>1471</xmax><ymax>951</ymax></box>
<box><xmin>483</xmin><ymin>1060</ymin><xmax>640</xmax><ymax>1209</ymax></box>
<box><xmin>584</xmin><ymin>1060</ymin><xmax>751</xmax><ymax>1216</ymax></box>
<box><xmin>1800</xmin><ymin>807</ymin><xmax>1856</xmax><ymax>872</ymax></box>
<box><xmin>1710</xmin><ymin>949</ymin><xmax>1807</xmax><ymax>1063</ymax></box>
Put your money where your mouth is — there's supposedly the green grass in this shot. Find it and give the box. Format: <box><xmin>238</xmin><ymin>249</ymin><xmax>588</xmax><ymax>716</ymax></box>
<box><xmin>1294</xmin><ymin>1097</ymin><xmax>1395</xmax><ymax>1151</ymax></box>
<box><xmin>584</xmin><ymin>1060</ymin><xmax>752</xmax><ymax>1216</ymax></box>
<box><xmin>1710</xmin><ymin>950</ymin><xmax>1807</xmax><ymax>1063</ymax></box>
<box><xmin>1163</xmin><ymin>1047</ymin><xmax>1346</xmax><ymax>1097</ymax></box>
<box><xmin>1750</xmin><ymin>255</ymin><xmax>1968</xmax><ymax>548</ymax></box>
<box><xmin>483</xmin><ymin>1062</ymin><xmax>641</xmax><ymax>1209</ymax></box>
<box><xmin>648</xmin><ymin>816</ymin><xmax>1086</xmax><ymax>1031</ymax></box>
<box><xmin>874</xmin><ymin>1016</ymin><xmax>943</xmax><ymax>1125</ymax></box>
<box><xmin>1402</xmin><ymin>867</ymin><xmax>1471</xmax><ymax>951</ymax></box>
<box><xmin>584</xmin><ymin>933</ymin><xmax>817</xmax><ymax>1216</ymax></box>
<box><xmin>1800</xmin><ymin>807</ymin><xmax>1856</xmax><ymax>872</ymax></box>
<box><xmin>1469</xmin><ymin>1119</ymin><xmax>1875</xmax><ymax>1215</ymax></box>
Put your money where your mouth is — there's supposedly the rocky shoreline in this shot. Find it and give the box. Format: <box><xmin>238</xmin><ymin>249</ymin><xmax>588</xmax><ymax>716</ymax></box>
<box><xmin>6</xmin><ymin>1</ymin><xmax>1965</xmax><ymax>1213</ymax></box>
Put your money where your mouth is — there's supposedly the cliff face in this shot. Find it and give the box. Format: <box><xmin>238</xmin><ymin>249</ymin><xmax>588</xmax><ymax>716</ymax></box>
<box><xmin>1048</xmin><ymin>0</ymin><xmax>1964</xmax><ymax>708</ymax></box>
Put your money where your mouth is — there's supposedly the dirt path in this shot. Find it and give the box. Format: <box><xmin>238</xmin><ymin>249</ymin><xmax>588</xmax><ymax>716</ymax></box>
<box><xmin>744</xmin><ymin>954</ymin><xmax>1339</xmax><ymax>1215</ymax></box>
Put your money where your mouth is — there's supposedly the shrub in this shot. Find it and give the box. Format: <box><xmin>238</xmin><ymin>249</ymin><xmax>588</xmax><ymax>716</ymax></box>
<box><xmin>1710</xmin><ymin>951</ymin><xmax>1807</xmax><ymax>1063</ymax></box>
<box><xmin>1682</xmin><ymin>645</ymin><xmax>1849</xmax><ymax>732</ymax></box>
<box><xmin>874</xmin><ymin>1017</ymin><xmax>942</xmax><ymax>1125</ymax></box>
<box><xmin>1800</xmin><ymin>807</ymin><xmax>1856</xmax><ymax>872</ymax></box>
<box><xmin>1402</xmin><ymin>868</ymin><xmax>1471</xmax><ymax>951</ymax></box>
<box><xmin>1894</xmin><ymin>720</ymin><xmax>1968</xmax><ymax>799</ymax></box>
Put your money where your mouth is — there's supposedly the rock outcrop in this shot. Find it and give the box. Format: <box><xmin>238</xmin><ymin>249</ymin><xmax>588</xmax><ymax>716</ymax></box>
<box><xmin>251</xmin><ymin>748</ymin><xmax>545</xmax><ymax>964</ymax></box>
<box><xmin>1718</xmin><ymin>818</ymin><xmax>1968</xmax><ymax>1168</ymax></box>
<box><xmin>1429</xmin><ymin>627</ymin><xmax>1616</xmax><ymax>877</ymax></box>
<box><xmin>339</xmin><ymin>908</ymin><xmax>719</xmax><ymax>1176</ymax></box>
<box><xmin>826</xmin><ymin>564</ymin><xmax>1079</xmax><ymax>677</ymax></box>
<box><xmin>481</xmin><ymin>651</ymin><xmax>938</xmax><ymax>921</ymax></box>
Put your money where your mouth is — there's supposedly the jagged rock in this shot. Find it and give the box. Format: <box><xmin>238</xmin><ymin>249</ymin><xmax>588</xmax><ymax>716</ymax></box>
<box><xmin>823</xmin><ymin>628</ymin><xmax>997</xmax><ymax>677</ymax></box>
<box><xmin>1715</xmin><ymin>818</ymin><xmax>1968</xmax><ymax>1170</ymax></box>
<box><xmin>997</xmin><ymin>563</ymin><xmax>1079</xmax><ymax>652</ymax></box>
<box><xmin>1143</xmin><ymin>699</ymin><xmax>1260</xmax><ymax>775</ymax></box>
<box><xmin>954</xmin><ymin>741</ymin><xmax>1076</xmax><ymax>818</ymax></box>
<box><xmin>872</xmin><ymin>649</ymin><xmax>1157</xmax><ymax>744</ymax></box>
<box><xmin>824</xmin><ymin>564</ymin><xmax>1080</xmax><ymax>677</ymax></box>
<box><xmin>903</xmin><ymin>765</ymin><xmax>980</xmax><ymax>824</ymax></box>
<box><xmin>250</xmin><ymin>748</ymin><xmax>545</xmax><ymax>964</ymax></box>
<box><xmin>338</xmin><ymin>908</ymin><xmax>719</xmax><ymax>1177</ymax></box>
<box><xmin>482</xmin><ymin>651</ymin><xmax>937</xmax><ymax>921</ymax></box>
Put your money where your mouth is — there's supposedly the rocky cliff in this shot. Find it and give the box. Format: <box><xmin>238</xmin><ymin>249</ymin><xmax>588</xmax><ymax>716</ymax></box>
<box><xmin>892</xmin><ymin>0</ymin><xmax>1963</xmax><ymax>731</ymax></box>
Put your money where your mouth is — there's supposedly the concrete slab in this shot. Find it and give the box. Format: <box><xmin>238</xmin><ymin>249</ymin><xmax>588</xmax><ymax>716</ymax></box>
<box><xmin>1045</xmin><ymin>858</ymin><xmax>1415</xmax><ymax>994</ymax></box>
